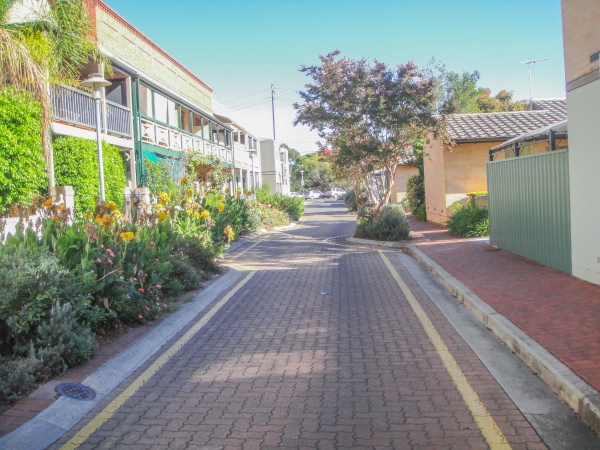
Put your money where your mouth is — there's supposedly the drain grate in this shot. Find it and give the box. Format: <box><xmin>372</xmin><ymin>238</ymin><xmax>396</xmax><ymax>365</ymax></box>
<box><xmin>55</xmin><ymin>382</ymin><xmax>96</xmax><ymax>401</ymax></box>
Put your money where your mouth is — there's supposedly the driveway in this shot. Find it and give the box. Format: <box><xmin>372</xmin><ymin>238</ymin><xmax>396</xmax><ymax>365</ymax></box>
<box><xmin>51</xmin><ymin>200</ymin><xmax>598</xmax><ymax>449</ymax></box>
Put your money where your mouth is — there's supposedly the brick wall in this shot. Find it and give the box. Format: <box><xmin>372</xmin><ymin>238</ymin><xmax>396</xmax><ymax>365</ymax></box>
<box><xmin>95</xmin><ymin>2</ymin><xmax>212</xmax><ymax>112</ymax></box>
<box><xmin>561</xmin><ymin>0</ymin><xmax>600</xmax><ymax>83</ymax></box>
<box><xmin>392</xmin><ymin>165</ymin><xmax>419</xmax><ymax>203</ymax></box>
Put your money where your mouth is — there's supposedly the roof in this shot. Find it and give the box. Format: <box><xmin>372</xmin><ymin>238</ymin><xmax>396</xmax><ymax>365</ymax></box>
<box><xmin>489</xmin><ymin>120</ymin><xmax>567</xmax><ymax>154</ymax></box>
<box><xmin>446</xmin><ymin>99</ymin><xmax>567</xmax><ymax>142</ymax></box>
<box><xmin>531</xmin><ymin>99</ymin><xmax>567</xmax><ymax>116</ymax></box>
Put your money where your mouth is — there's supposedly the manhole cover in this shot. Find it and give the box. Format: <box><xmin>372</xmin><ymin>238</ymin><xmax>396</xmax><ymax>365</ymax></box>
<box><xmin>55</xmin><ymin>382</ymin><xmax>96</xmax><ymax>401</ymax></box>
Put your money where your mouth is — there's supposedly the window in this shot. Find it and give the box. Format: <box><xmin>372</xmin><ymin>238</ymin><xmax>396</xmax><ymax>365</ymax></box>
<box><xmin>181</xmin><ymin>107</ymin><xmax>191</xmax><ymax>132</ymax></box>
<box><xmin>154</xmin><ymin>92</ymin><xmax>168</xmax><ymax>123</ymax></box>
<box><xmin>167</xmin><ymin>99</ymin><xmax>179</xmax><ymax>128</ymax></box>
<box><xmin>234</xmin><ymin>132</ymin><xmax>239</xmax><ymax>143</ymax></box>
<box><xmin>193</xmin><ymin>115</ymin><xmax>203</xmax><ymax>137</ymax></box>
<box><xmin>203</xmin><ymin>118</ymin><xmax>210</xmax><ymax>140</ymax></box>
<box><xmin>140</xmin><ymin>84</ymin><xmax>152</xmax><ymax>117</ymax></box>
<box><xmin>240</xmin><ymin>134</ymin><xmax>246</xmax><ymax>145</ymax></box>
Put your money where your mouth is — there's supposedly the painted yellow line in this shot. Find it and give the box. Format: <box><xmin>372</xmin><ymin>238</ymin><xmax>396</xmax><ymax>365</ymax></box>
<box><xmin>378</xmin><ymin>250</ymin><xmax>511</xmax><ymax>450</ymax></box>
<box><xmin>227</xmin><ymin>238</ymin><xmax>264</xmax><ymax>261</ymax></box>
<box><xmin>60</xmin><ymin>271</ymin><xmax>257</xmax><ymax>450</ymax></box>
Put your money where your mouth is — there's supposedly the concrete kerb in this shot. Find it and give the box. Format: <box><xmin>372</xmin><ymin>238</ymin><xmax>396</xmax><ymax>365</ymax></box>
<box><xmin>0</xmin><ymin>268</ymin><xmax>243</xmax><ymax>450</ymax></box>
<box><xmin>345</xmin><ymin>235</ymin><xmax>600</xmax><ymax>434</ymax></box>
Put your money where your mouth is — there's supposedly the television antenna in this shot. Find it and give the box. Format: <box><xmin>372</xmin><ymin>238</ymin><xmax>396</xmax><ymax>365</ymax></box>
<box><xmin>521</xmin><ymin>58</ymin><xmax>548</xmax><ymax>107</ymax></box>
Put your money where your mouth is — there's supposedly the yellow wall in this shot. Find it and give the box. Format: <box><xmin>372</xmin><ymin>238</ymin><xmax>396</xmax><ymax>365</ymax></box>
<box><xmin>423</xmin><ymin>137</ymin><xmax>448</xmax><ymax>224</ymax></box>
<box><xmin>95</xmin><ymin>2</ymin><xmax>213</xmax><ymax>112</ymax></box>
<box><xmin>561</xmin><ymin>0</ymin><xmax>600</xmax><ymax>83</ymax></box>
<box><xmin>392</xmin><ymin>165</ymin><xmax>419</xmax><ymax>203</ymax></box>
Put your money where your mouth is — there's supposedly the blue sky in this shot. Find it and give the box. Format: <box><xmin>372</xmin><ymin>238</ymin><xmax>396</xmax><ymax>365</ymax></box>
<box><xmin>104</xmin><ymin>0</ymin><xmax>565</xmax><ymax>153</ymax></box>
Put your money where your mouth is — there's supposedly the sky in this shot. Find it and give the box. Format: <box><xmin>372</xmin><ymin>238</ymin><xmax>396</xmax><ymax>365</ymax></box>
<box><xmin>104</xmin><ymin>0</ymin><xmax>565</xmax><ymax>154</ymax></box>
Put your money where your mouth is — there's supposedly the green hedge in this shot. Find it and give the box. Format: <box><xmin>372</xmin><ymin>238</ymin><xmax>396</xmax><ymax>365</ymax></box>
<box><xmin>0</xmin><ymin>88</ymin><xmax>47</xmax><ymax>213</ymax></box>
<box><xmin>144</xmin><ymin>158</ymin><xmax>180</xmax><ymax>197</ymax></box>
<box><xmin>53</xmin><ymin>136</ymin><xmax>126</xmax><ymax>214</ymax></box>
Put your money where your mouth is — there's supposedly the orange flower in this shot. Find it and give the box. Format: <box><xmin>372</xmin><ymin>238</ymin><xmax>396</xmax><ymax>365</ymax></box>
<box><xmin>217</xmin><ymin>204</ymin><xmax>224</xmax><ymax>212</ymax></box>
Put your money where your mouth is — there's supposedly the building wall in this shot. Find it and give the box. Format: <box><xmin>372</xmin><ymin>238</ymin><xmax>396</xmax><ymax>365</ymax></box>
<box><xmin>392</xmin><ymin>165</ymin><xmax>419</xmax><ymax>203</ymax></box>
<box><xmin>566</xmin><ymin>79</ymin><xmax>600</xmax><ymax>284</ymax></box>
<box><xmin>561</xmin><ymin>0</ymin><xmax>600</xmax><ymax>84</ymax></box>
<box><xmin>562</xmin><ymin>0</ymin><xmax>600</xmax><ymax>285</ymax></box>
<box><xmin>94</xmin><ymin>1</ymin><xmax>212</xmax><ymax>112</ymax></box>
<box><xmin>423</xmin><ymin>137</ymin><xmax>447</xmax><ymax>224</ymax></box>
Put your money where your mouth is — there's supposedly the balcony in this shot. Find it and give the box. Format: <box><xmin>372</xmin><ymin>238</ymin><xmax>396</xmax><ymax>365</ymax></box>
<box><xmin>141</xmin><ymin>118</ymin><xmax>232</xmax><ymax>163</ymax></box>
<box><xmin>51</xmin><ymin>85</ymin><xmax>132</xmax><ymax>137</ymax></box>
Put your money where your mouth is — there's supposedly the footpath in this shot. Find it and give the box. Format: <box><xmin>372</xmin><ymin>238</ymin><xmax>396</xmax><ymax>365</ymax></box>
<box><xmin>405</xmin><ymin>215</ymin><xmax>600</xmax><ymax>430</ymax></box>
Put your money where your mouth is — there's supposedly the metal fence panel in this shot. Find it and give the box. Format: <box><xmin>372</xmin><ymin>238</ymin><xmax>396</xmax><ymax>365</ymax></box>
<box><xmin>487</xmin><ymin>150</ymin><xmax>571</xmax><ymax>273</ymax></box>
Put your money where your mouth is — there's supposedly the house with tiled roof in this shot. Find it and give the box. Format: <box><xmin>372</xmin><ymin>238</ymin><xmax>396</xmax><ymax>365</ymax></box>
<box><xmin>423</xmin><ymin>100</ymin><xmax>567</xmax><ymax>224</ymax></box>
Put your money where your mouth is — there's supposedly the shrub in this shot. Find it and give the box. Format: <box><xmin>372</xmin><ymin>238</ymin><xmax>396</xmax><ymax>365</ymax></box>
<box><xmin>405</xmin><ymin>173</ymin><xmax>425</xmax><ymax>213</ymax></box>
<box><xmin>258</xmin><ymin>206</ymin><xmax>290</xmax><ymax>228</ymax></box>
<box><xmin>270</xmin><ymin>193</ymin><xmax>304</xmax><ymax>221</ymax></box>
<box><xmin>414</xmin><ymin>203</ymin><xmax>427</xmax><ymax>221</ymax></box>
<box><xmin>144</xmin><ymin>158</ymin><xmax>180</xmax><ymax>197</ymax></box>
<box><xmin>355</xmin><ymin>204</ymin><xmax>410</xmax><ymax>241</ymax></box>
<box><xmin>53</xmin><ymin>136</ymin><xmax>126</xmax><ymax>214</ymax></box>
<box><xmin>0</xmin><ymin>87</ymin><xmax>47</xmax><ymax>213</ymax></box>
<box><xmin>446</xmin><ymin>201</ymin><xmax>489</xmax><ymax>237</ymax></box>
<box><xmin>35</xmin><ymin>303</ymin><xmax>97</xmax><ymax>373</ymax></box>
<box><xmin>0</xmin><ymin>355</ymin><xmax>43</xmax><ymax>403</ymax></box>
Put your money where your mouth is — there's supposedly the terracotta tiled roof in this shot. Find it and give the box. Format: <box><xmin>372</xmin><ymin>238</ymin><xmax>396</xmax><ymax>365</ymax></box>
<box><xmin>446</xmin><ymin>99</ymin><xmax>567</xmax><ymax>141</ymax></box>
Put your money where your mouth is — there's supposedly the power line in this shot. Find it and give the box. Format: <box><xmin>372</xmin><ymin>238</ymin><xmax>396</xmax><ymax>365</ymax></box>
<box><xmin>228</xmin><ymin>97</ymin><xmax>271</xmax><ymax>110</ymax></box>
<box><xmin>221</xmin><ymin>89</ymin><xmax>271</xmax><ymax>104</ymax></box>
<box><xmin>229</xmin><ymin>99</ymin><xmax>273</xmax><ymax>112</ymax></box>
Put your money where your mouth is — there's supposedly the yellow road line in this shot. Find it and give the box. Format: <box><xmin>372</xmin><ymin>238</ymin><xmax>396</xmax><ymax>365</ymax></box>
<box><xmin>378</xmin><ymin>250</ymin><xmax>511</xmax><ymax>450</ymax></box>
<box><xmin>60</xmin><ymin>271</ymin><xmax>257</xmax><ymax>450</ymax></box>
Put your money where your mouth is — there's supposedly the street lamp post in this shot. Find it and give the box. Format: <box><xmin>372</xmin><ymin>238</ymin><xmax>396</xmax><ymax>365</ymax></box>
<box><xmin>81</xmin><ymin>73</ymin><xmax>111</xmax><ymax>201</ymax></box>
<box><xmin>300</xmin><ymin>169</ymin><xmax>305</xmax><ymax>195</ymax></box>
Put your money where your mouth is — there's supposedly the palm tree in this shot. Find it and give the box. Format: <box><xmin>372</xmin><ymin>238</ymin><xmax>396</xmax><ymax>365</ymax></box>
<box><xmin>0</xmin><ymin>0</ymin><xmax>106</xmax><ymax>188</ymax></box>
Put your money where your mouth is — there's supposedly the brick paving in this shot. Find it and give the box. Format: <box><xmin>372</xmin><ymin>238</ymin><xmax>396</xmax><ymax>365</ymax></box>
<box><xmin>408</xmin><ymin>216</ymin><xmax>600</xmax><ymax>392</ymax></box>
<box><xmin>49</xmin><ymin>201</ymin><xmax>548</xmax><ymax>449</ymax></box>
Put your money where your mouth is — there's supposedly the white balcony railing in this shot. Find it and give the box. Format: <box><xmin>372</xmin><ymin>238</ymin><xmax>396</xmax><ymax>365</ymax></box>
<box><xmin>51</xmin><ymin>85</ymin><xmax>132</xmax><ymax>137</ymax></box>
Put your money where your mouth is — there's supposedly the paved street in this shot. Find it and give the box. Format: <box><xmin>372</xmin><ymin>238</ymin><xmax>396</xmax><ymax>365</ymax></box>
<box><xmin>52</xmin><ymin>201</ymin><xmax>598</xmax><ymax>450</ymax></box>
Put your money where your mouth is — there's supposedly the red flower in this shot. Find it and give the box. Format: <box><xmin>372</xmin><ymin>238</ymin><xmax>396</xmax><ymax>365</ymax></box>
<box><xmin>139</xmin><ymin>288</ymin><xmax>145</xmax><ymax>293</ymax></box>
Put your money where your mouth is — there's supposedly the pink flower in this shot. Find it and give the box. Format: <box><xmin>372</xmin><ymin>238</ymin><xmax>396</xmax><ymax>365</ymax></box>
<box><xmin>155</xmin><ymin>258</ymin><xmax>159</xmax><ymax>261</ymax></box>
<box><xmin>92</xmin><ymin>235</ymin><xmax>98</xmax><ymax>240</ymax></box>
<box><xmin>138</xmin><ymin>314</ymin><xmax>143</xmax><ymax>319</ymax></box>
<box><xmin>138</xmin><ymin>288</ymin><xmax>145</xmax><ymax>293</ymax></box>
<box><xmin>101</xmin><ymin>244</ymin><xmax>104</xmax><ymax>248</ymax></box>
<box><xmin>155</xmin><ymin>284</ymin><xmax>161</xmax><ymax>289</ymax></box>
<box><xmin>90</xmin><ymin>270</ymin><xmax>94</xmax><ymax>273</ymax></box>
<box><xmin>145</xmin><ymin>306</ymin><xmax>150</xmax><ymax>311</ymax></box>
<box><xmin>163</xmin><ymin>303</ymin><xmax>167</xmax><ymax>307</ymax></box>
<box><xmin>107</xmin><ymin>258</ymin><xmax>113</xmax><ymax>265</ymax></box>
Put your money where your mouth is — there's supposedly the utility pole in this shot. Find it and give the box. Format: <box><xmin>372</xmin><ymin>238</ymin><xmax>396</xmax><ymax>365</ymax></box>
<box><xmin>521</xmin><ymin>58</ymin><xmax>548</xmax><ymax>108</ymax></box>
<box><xmin>271</xmin><ymin>82</ymin><xmax>276</xmax><ymax>140</ymax></box>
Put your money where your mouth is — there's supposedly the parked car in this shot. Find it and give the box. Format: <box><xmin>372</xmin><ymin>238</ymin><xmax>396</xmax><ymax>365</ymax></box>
<box><xmin>288</xmin><ymin>192</ymin><xmax>303</xmax><ymax>198</ymax></box>
<box><xmin>304</xmin><ymin>190</ymin><xmax>323</xmax><ymax>199</ymax></box>
<box><xmin>324</xmin><ymin>188</ymin><xmax>347</xmax><ymax>199</ymax></box>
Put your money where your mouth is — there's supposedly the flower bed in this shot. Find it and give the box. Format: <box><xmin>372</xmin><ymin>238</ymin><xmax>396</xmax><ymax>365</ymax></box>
<box><xmin>0</xmin><ymin>182</ymin><xmax>300</xmax><ymax>404</ymax></box>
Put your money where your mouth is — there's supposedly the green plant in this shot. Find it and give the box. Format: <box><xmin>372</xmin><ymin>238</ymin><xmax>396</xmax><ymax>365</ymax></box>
<box><xmin>355</xmin><ymin>204</ymin><xmax>410</xmax><ymax>241</ymax></box>
<box><xmin>0</xmin><ymin>355</ymin><xmax>43</xmax><ymax>403</ymax></box>
<box><xmin>0</xmin><ymin>88</ymin><xmax>47</xmax><ymax>213</ymax></box>
<box><xmin>270</xmin><ymin>193</ymin><xmax>304</xmax><ymax>221</ymax></box>
<box><xmin>446</xmin><ymin>200</ymin><xmax>489</xmax><ymax>237</ymax></box>
<box><xmin>414</xmin><ymin>203</ymin><xmax>427</xmax><ymax>221</ymax></box>
<box><xmin>144</xmin><ymin>158</ymin><xmax>180</xmax><ymax>197</ymax></box>
<box><xmin>34</xmin><ymin>302</ymin><xmax>97</xmax><ymax>374</ymax></box>
<box><xmin>53</xmin><ymin>136</ymin><xmax>126</xmax><ymax>214</ymax></box>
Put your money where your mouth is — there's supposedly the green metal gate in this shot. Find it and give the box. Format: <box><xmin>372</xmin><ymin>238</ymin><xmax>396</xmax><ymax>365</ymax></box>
<box><xmin>487</xmin><ymin>150</ymin><xmax>571</xmax><ymax>273</ymax></box>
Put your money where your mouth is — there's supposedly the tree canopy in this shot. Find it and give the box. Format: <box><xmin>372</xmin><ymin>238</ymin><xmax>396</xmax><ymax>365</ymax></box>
<box><xmin>433</xmin><ymin>62</ymin><xmax>527</xmax><ymax>114</ymax></box>
<box><xmin>280</xmin><ymin>143</ymin><xmax>301</xmax><ymax>165</ymax></box>
<box><xmin>294</xmin><ymin>50</ymin><xmax>446</xmax><ymax>212</ymax></box>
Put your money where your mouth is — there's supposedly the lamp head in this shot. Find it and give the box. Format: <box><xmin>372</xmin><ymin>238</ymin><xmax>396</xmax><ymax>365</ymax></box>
<box><xmin>81</xmin><ymin>73</ymin><xmax>111</xmax><ymax>88</ymax></box>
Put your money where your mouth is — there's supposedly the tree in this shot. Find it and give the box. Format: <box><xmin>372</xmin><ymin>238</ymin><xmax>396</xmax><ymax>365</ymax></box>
<box><xmin>290</xmin><ymin>153</ymin><xmax>343</xmax><ymax>191</ymax></box>
<box><xmin>433</xmin><ymin>61</ymin><xmax>526</xmax><ymax>114</ymax></box>
<box><xmin>280</xmin><ymin>143</ymin><xmax>301</xmax><ymax>165</ymax></box>
<box><xmin>0</xmin><ymin>0</ymin><xmax>106</xmax><ymax>188</ymax></box>
<box><xmin>294</xmin><ymin>51</ymin><xmax>447</xmax><ymax>213</ymax></box>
